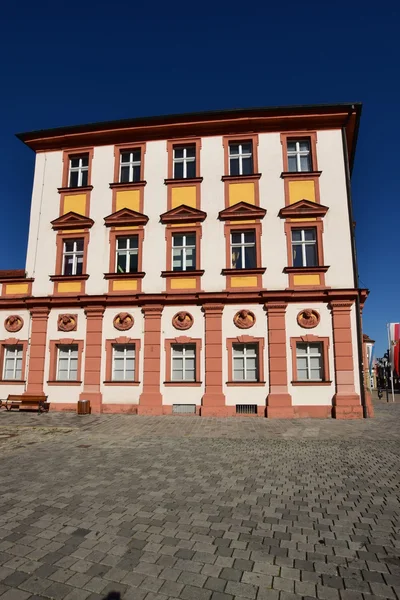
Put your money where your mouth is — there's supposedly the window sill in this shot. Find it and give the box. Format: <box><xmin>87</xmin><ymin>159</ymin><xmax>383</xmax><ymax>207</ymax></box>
<box><xmin>291</xmin><ymin>380</ymin><xmax>332</xmax><ymax>386</ymax></box>
<box><xmin>280</xmin><ymin>171</ymin><xmax>322</xmax><ymax>179</ymax></box>
<box><xmin>221</xmin><ymin>174</ymin><xmax>262</xmax><ymax>182</ymax></box>
<box><xmin>104</xmin><ymin>272</ymin><xmax>145</xmax><ymax>280</ymax></box>
<box><xmin>222</xmin><ymin>267</ymin><xmax>266</xmax><ymax>276</ymax></box>
<box><xmin>164</xmin><ymin>177</ymin><xmax>203</xmax><ymax>185</ymax></box>
<box><xmin>161</xmin><ymin>270</ymin><xmax>204</xmax><ymax>278</ymax></box>
<box><xmin>226</xmin><ymin>381</ymin><xmax>266</xmax><ymax>387</ymax></box>
<box><xmin>0</xmin><ymin>380</ymin><xmax>26</xmax><ymax>385</ymax></box>
<box><xmin>103</xmin><ymin>380</ymin><xmax>140</xmax><ymax>386</ymax></box>
<box><xmin>109</xmin><ymin>181</ymin><xmax>147</xmax><ymax>189</ymax></box>
<box><xmin>164</xmin><ymin>381</ymin><xmax>202</xmax><ymax>387</ymax></box>
<box><xmin>47</xmin><ymin>380</ymin><xmax>82</xmax><ymax>386</ymax></box>
<box><xmin>50</xmin><ymin>274</ymin><xmax>90</xmax><ymax>282</ymax></box>
<box><xmin>57</xmin><ymin>185</ymin><xmax>93</xmax><ymax>194</ymax></box>
<box><xmin>284</xmin><ymin>266</ymin><xmax>329</xmax><ymax>274</ymax></box>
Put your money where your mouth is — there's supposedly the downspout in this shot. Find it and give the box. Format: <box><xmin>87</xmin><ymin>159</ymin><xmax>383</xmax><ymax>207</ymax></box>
<box><xmin>341</xmin><ymin>107</ymin><xmax>368</xmax><ymax>417</ymax></box>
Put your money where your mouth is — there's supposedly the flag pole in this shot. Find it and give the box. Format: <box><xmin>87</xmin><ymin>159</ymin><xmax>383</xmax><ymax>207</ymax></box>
<box><xmin>387</xmin><ymin>323</ymin><xmax>396</xmax><ymax>403</ymax></box>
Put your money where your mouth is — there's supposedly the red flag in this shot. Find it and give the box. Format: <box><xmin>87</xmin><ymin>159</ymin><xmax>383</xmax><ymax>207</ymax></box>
<box><xmin>389</xmin><ymin>323</ymin><xmax>400</xmax><ymax>376</ymax></box>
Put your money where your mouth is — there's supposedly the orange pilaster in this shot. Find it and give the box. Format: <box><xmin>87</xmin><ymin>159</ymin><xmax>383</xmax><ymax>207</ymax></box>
<box><xmin>25</xmin><ymin>307</ymin><xmax>49</xmax><ymax>396</ymax></box>
<box><xmin>201</xmin><ymin>303</ymin><xmax>227</xmax><ymax>416</ymax></box>
<box><xmin>138</xmin><ymin>305</ymin><xmax>163</xmax><ymax>415</ymax></box>
<box><xmin>330</xmin><ymin>301</ymin><xmax>363</xmax><ymax>419</ymax></box>
<box><xmin>79</xmin><ymin>306</ymin><xmax>105</xmax><ymax>413</ymax></box>
<box><xmin>264</xmin><ymin>303</ymin><xmax>294</xmax><ymax>418</ymax></box>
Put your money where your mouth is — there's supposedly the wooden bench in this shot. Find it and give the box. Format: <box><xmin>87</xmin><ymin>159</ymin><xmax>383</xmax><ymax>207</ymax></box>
<box><xmin>3</xmin><ymin>395</ymin><xmax>50</xmax><ymax>413</ymax></box>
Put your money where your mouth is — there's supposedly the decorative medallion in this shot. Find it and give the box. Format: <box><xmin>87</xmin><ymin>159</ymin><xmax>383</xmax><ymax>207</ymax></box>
<box><xmin>113</xmin><ymin>312</ymin><xmax>134</xmax><ymax>331</ymax></box>
<box><xmin>4</xmin><ymin>315</ymin><xmax>24</xmax><ymax>333</ymax></box>
<box><xmin>233</xmin><ymin>309</ymin><xmax>256</xmax><ymax>329</ymax></box>
<box><xmin>172</xmin><ymin>311</ymin><xmax>194</xmax><ymax>331</ymax></box>
<box><xmin>57</xmin><ymin>314</ymin><xmax>77</xmax><ymax>332</ymax></box>
<box><xmin>297</xmin><ymin>309</ymin><xmax>320</xmax><ymax>329</ymax></box>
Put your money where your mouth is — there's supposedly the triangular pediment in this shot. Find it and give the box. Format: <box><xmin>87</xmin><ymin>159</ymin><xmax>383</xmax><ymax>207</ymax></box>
<box><xmin>104</xmin><ymin>208</ymin><xmax>149</xmax><ymax>227</ymax></box>
<box><xmin>279</xmin><ymin>199</ymin><xmax>329</xmax><ymax>219</ymax></box>
<box><xmin>160</xmin><ymin>204</ymin><xmax>207</xmax><ymax>224</ymax></box>
<box><xmin>219</xmin><ymin>201</ymin><xmax>266</xmax><ymax>221</ymax></box>
<box><xmin>51</xmin><ymin>211</ymin><xmax>94</xmax><ymax>230</ymax></box>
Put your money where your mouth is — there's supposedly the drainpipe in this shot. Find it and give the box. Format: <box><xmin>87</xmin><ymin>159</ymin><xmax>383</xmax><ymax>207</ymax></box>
<box><xmin>341</xmin><ymin>106</ymin><xmax>368</xmax><ymax>417</ymax></box>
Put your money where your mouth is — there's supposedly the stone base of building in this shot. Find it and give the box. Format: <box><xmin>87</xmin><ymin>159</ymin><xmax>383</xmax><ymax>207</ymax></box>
<box><xmin>332</xmin><ymin>394</ymin><xmax>363</xmax><ymax>419</ymax></box>
<box><xmin>79</xmin><ymin>392</ymin><xmax>102</xmax><ymax>413</ymax></box>
<box><xmin>266</xmin><ymin>394</ymin><xmax>294</xmax><ymax>419</ymax></box>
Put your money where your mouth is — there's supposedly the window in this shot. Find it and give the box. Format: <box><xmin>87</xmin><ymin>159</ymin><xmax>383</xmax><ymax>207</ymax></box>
<box><xmin>62</xmin><ymin>239</ymin><xmax>84</xmax><ymax>276</ymax></box>
<box><xmin>172</xmin><ymin>234</ymin><xmax>196</xmax><ymax>271</ymax></box>
<box><xmin>69</xmin><ymin>155</ymin><xmax>89</xmax><ymax>187</ymax></box>
<box><xmin>229</xmin><ymin>142</ymin><xmax>253</xmax><ymax>176</ymax></box>
<box><xmin>120</xmin><ymin>149</ymin><xmax>141</xmax><ymax>183</ymax></box>
<box><xmin>292</xmin><ymin>229</ymin><xmax>317</xmax><ymax>267</ymax></box>
<box><xmin>57</xmin><ymin>345</ymin><xmax>78</xmax><ymax>381</ymax></box>
<box><xmin>231</xmin><ymin>231</ymin><xmax>256</xmax><ymax>269</ymax></box>
<box><xmin>233</xmin><ymin>344</ymin><xmax>258</xmax><ymax>382</ymax></box>
<box><xmin>116</xmin><ymin>236</ymin><xmax>138</xmax><ymax>273</ymax></box>
<box><xmin>296</xmin><ymin>342</ymin><xmax>323</xmax><ymax>381</ymax></box>
<box><xmin>173</xmin><ymin>146</ymin><xmax>196</xmax><ymax>179</ymax></box>
<box><xmin>112</xmin><ymin>344</ymin><xmax>135</xmax><ymax>381</ymax></box>
<box><xmin>287</xmin><ymin>140</ymin><xmax>311</xmax><ymax>173</ymax></box>
<box><xmin>3</xmin><ymin>345</ymin><xmax>23</xmax><ymax>380</ymax></box>
<box><xmin>172</xmin><ymin>344</ymin><xmax>196</xmax><ymax>381</ymax></box>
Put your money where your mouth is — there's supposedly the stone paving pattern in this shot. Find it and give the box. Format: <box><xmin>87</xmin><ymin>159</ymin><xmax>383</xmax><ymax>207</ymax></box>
<box><xmin>0</xmin><ymin>403</ymin><xmax>399</xmax><ymax>600</ymax></box>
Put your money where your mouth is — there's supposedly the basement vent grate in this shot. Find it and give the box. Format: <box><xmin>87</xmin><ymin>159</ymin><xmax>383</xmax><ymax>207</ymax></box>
<box><xmin>236</xmin><ymin>404</ymin><xmax>257</xmax><ymax>415</ymax></box>
<box><xmin>173</xmin><ymin>404</ymin><xmax>196</xmax><ymax>414</ymax></box>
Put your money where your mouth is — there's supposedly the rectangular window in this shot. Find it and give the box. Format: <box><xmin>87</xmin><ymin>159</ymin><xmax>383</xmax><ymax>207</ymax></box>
<box><xmin>231</xmin><ymin>231</ymin><xmax>256</xmax><ymax>269</ymax></box>
<box><xmin>233</xmin><ymin>344</ymin><xmax>258</xmax><ymax>382</ymax></box>
<box><xmin>172</xmin><ymin>344</ymin><xmax>196</xmax><ymax>381</ymax></box>
<box><xmin>172</xmin><ymin>233</ymin><xmax>196</xmax><ymax>271</ymax></box>
<box><xmin>3</xmin><ymin>345</ymin><xmax>23</xmax><ymax>380</ymax></box>
<box><xmin>62</xmin><ymin>239</ymin><xmax>84</xmax><ymax>276</ymax></box>
<box><xmin>292</xmin><ymin>229</ymin><xmax>317</xmax><ymax>267</ymax></box>
<box><xmin>229</xmin><ymin>142</ymin><xmax>253</xmax><ymax>176</ymax></box>
<box><xmin>116</xmin><ymin>236</ymin><xmax>138</xmax><ymax>273</ymax></box>
<box><xmin>57</xmin><ymin>345</ymin><xmax>78</xmax><ymax>381</ymax></box>
<box><xmin>69</xmin><ymin>154</ymin><xmax>89</xmax><ymax>187</ymax></box>
<box><xmin>112</xmin><ymin>344</ymin><xmax>135</xmax><ymax>381</ymax></box>
<box><xmin>296</xmin><ymin>342</ymin><xmax>323</xmax><ymax>381</ymax></box>
<box><xmin>120</xmin><ymin>149</ymin><xmax>141</xmax><ymax>183</ymax></box>
<box><xmin>287</xmin><ymin>140</ymin><xmax>311</xmax><ymax>172</ymax></box>
<box><xmin>173</xmin><ymin>146</ymin><xmax>196</xmax><ymax>179</ymax></box>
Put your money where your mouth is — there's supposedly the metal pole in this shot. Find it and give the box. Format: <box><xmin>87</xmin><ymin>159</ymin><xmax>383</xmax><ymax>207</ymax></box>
<box><xmin>387</xmin><ymin>323</ymin><xmax>396</xmax><ymax>402</ymax></box>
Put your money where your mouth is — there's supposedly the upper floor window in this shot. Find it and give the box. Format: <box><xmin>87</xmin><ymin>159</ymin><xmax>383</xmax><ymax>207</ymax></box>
<box><xmin>69</xmin><ymin>154</ymin><xmax>89</xmax><ymax>187</ymax></box>
<box><xmin>63</xmin><ymin>239</ymin><xmax>84</xmax><ymax>276</ymax></box>
<box><xmin>57</xmin><ymin>344</ymin><xmax>78</xmax><ymax>381</ymax></box>
<box><xmin>233</xmin><ymin>343</ymin><xmax>258</xmax><ymax>382</ymax></box>
<box><xmin>3</xmin><ymin>345</ymin><xmax>23</xmax><ymax>380</ymax></box>
<box><xmin>231</xmin><ymin>231</ymin><xmax>256</xmax><ymax>269</ymax></box>
<box><xmin>172</xmin><ymin>233</ymin><xmax>196</xmax><ymax>271</ymax></box>
<box><xmin>173</xmin><ymin>146</ymin><xmax>196</xmax><ymax>179</ymax></box>
<box><xmin>172</xmin><ymin>344</ymin><xmax>196</xmax><ymax>381</ymax></box>
<box><xmin>116</xmin><ymin>236</ymin><xmax>138</xmax><ymax>274</ymax></box>
<box><xmin>287</xmin><ymin>140</ymin><xmax>311</xmax><ymax>173</ymax></box>
<box><xmin>296</xmin><ymin>342</ymin><xmax>323</xmax><ymax>381</ymax></box>
<box><xmin>229</xmin><ymin>142</ymin><xmax>253</xmax><ymax>176</ymax></box>
<box><xmin>292</xmin><ymin>229</ymin><xmax>317</xmax><ymax>267</ymax></box>
<box><xmin>112</xmin><ymin>344</ymin><xmax>135</xmax><ymax>381</ymax></box>
<box><xmin>120</xmin><ymin>149</ymin><xmax>141</xmax><ymax>183</ymax></box>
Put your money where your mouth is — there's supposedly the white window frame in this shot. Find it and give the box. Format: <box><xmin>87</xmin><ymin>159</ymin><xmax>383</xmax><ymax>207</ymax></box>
<box><xmin>230</xmin><ymin>231</ymin><xmax>256</xmax><ymax>269</ymax></box>
<box><xmin>57</xmin><ymin>345</ymin><xmax>78</xmax><ymax>381</ymax></box>
<box><xmin>68</xmin><ymin>155</ymin><xmax>89</xmax><ymax>187</ymax></box>
<box><xmin>119</xmin><ymin>150</ymin><xmax>141</xmax><ymax>183</ymax></box>
<box><xmin>296</xmin><ymin>343</ymin><xmax>323</xmax><ymax>381</ymax></box>
<box><xmin>3</xmin><ymin>345</ymin><xmax>23</xmax><ymax>380</ymax></box>
<box><xmin>229</xmin><ymin>142</ymin><xmax>253</xmax><ymax>175</ymax></box>
<box><xmin>116</xmin><ymin>236</ymin><xmax>139</xmax><ymax>273</ymax></box>
<box><xmin>172</xmin><ymin>233</ymin><xmax>196</xmax><ymax>272</ymax></box>
<box><xmin>172</xmin><ymin>344</ymin><xmax>196</xmax><ymax>381</ymax></box>
<box><xmin>291</xmin><ymin>229</ymin><xmax>317</xmax><ymax>267</ymax></box>
<box><xmin>112</xmin><ymin>344</ymin><xmax>135</xmax><ymax>381</ymax></box>
<box><xmin>173</xmin><ymin>146</ymin><xmax>196</xmax><ymax>179</ymax></box>
<box><xmin>233</xmin><ymin>343</ymin><xmax>259</xmax><ymax>382</ymax></box>
<box><xmin>62</xmin><ymin>239</ymin><xmax>84</xmax><ymax>276</ymax></box>
<box><xmin>287</xmin><ymin>140</ymin><xmax>311</xmax><ymax>172</ymax></box>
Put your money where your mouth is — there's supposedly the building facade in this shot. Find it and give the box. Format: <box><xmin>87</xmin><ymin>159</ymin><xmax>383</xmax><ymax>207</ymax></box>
<box><xmin>0</xmin><ymin>104</ymin><xmax>372</xmax><ymax>418</ymax></box>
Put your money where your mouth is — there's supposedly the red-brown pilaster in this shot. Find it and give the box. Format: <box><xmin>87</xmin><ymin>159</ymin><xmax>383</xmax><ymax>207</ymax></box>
<box><xmin>79</xmin><ymin>306</ymin><xmax>105</xmax><ymax>413</ymax></box>
<box><xmin>201</xmin><ymin>303</ymin><xmax>227</xmax><ymax>416</ymax></box>
<box><xmin>25</xmin><ymin>307</ymin><xmax>50</xmax><ymax>397</ymax></box>
<box><xmin>138</xmin><ymin>305</ymin><xmax>163</xmax><ymax>415</ymax></box>
<box><xmin>264</xmin><ymin>303</ymin><xmax>294</xmax><ymax>418</ymax></box>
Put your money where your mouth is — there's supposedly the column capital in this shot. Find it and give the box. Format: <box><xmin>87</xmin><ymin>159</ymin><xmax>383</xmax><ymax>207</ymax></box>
<box><xmin>29</xmin><ymin>306</ymin><xmax>50</xmax><ymax>318</ymax></box>
<box><xmin>202</xmin><ymin>303</ymin><xmax>224</xmax><ymax>315</ymax></box>
<box><xmin>328</xmin><ymin>301</ymin><xmax>354</xmax><ymax>311</ymax></box>
<box><xmin>84</xmin><ymin>305</ymin><xmax>105</xmax><ymax>318</ymax></box>
<box><xmin>264</xmin><ymin>302</ymin><xmax>287</xmax><ymax>314</ymax></box>
<box><xmin>141</xmin><ymin>304</ymin><xmax>164</xmax><ymax>316</ymax></box>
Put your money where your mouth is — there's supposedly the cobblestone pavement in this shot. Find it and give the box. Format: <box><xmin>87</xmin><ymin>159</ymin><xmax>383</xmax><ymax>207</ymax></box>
<box><xmin>0</xmin><ymin>403</ymin><xmax>399</xmax><ymax>600</ymax></box>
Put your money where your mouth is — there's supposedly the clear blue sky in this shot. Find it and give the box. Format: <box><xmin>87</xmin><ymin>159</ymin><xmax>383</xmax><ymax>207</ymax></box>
<box><xmin>1</xmin><ymin>1</ymin><xmax>398</xmax><ymax>356</ymax></box>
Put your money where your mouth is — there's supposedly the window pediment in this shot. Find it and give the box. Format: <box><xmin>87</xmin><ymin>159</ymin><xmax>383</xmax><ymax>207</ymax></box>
<box><xmin>279</xmin><ymin>199</ymin><xmax>329</xmax><ymax>219</ymax></box>
<box><xmin>160</xmin><ymin>204</ymin><xmax>207</xmax><ymax>224</ymax></box>
<box><xmin>219</xmin><ymin>201</ymin><xmax>266</xmax><ymax>221</ymax></box>
<box><xmin>104</xmin><ymin>208</ymin><xmax>149</xmax><ymax>227</ymax></box>
<box><xmin>51</xmin><ymin>211</ymin><xmax>94</xmax><ymax>230</ymax></box>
